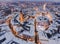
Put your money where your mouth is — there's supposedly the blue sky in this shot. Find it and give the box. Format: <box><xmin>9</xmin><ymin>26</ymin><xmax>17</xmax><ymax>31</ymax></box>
<box><xmin>0</xmin><ymin>0</ymin><xmax>60</xmax><ymax>2</ymax></box>
<box><xmin>18</xmin><ymin>0</ymin><xmax>60</xmax><ymax>2</ymax></box>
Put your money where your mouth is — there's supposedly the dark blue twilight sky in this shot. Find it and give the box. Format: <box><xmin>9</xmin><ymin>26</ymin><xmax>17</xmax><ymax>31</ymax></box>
<box><xmin>0</xmin><ymin>0</ymin><xmax>60</xmax><ymax>2</ymax></box>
